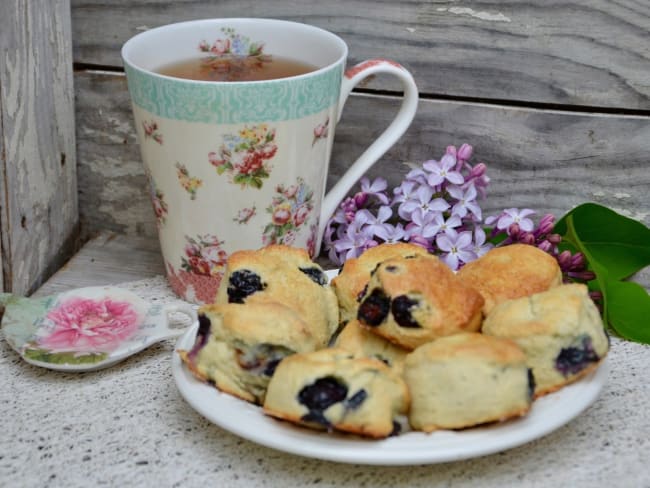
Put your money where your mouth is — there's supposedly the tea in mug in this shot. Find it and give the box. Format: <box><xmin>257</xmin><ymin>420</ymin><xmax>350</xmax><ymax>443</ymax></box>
<box><xmin>156</xmin><ymin>55</ymin><xmax>317</xmax><ymax>82</ymax></box>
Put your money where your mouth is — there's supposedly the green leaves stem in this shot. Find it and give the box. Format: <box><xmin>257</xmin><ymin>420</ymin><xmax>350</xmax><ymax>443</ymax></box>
<box><xmin>555</xmin><ymin>203</ymin><xmax>650</xmax><ymax>344</ymax></box>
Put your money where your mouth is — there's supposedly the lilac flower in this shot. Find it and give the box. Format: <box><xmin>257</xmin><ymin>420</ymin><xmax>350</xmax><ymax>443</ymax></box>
<box><xmin>397</xmin><ymin>185</ymin><xmax>449</xmax><ymax>221</ymax></box>
<box><xmin>426</xmin><ymin>212</ymin><xmax>462</xmax><ymax>236</ymax></box>
<box><xmin>392</xmin><ymin>180</ymin><xmax>418</xmax><ymax>207</ymax></box>
<box><xmin>472</xmin><ymin>227</ymin><xmax>493</xmax><ymax>258</ymax></box>
<box><xmin>357</xmin><ymin>205</ymin><xmax>392</xmax><ymax>235</ymax></box>
<box><xmin>423</xmin><ymin>154</ymin><xmax>465</xmax><ymax>187</ymax></box>
<box><xmin>359</xmin><ymin>177</ymin><xmax>390</xmax><ymax>205</ymax></box>
<box><xmin>333</xmin><ymin>213</ymin><xmax>377</xmax><ymax>262</ymax></box>
<box><xmin>489</xmin><ymin>208</ymin><xmax>536</xmax><ymax>232</ymax></box>
<box><xmin>447</xmin><ymin>184</ymin><xmax>482</xmax><ymax>220</ymax></box>
<box><xmin>374</xmin><ymin>222</ymin><xmax>407</xmax><ymax>243</ymax></box>
<box><xmin>436</xmin><ymin>229</ymin><xmax>476</xmax><ymax>270</ymax></box>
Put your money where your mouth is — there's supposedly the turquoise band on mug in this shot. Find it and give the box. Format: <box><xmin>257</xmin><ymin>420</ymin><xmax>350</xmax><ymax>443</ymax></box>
<box><xmin>124</xmin><ymin>63</ymin><xmax>343</xmax><ymax>124</ymax></box>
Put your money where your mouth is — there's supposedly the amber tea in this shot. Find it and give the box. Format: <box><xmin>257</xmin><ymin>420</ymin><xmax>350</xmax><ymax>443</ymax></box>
<box><xmin>157</xmin><ymin>55</ymin><xmax>317</xmax><ymax>82</ymax></box>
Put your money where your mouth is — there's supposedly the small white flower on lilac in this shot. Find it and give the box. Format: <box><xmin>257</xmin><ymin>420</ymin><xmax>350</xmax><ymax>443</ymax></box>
<box><xmin>447</xmin><ymin>183</ymin><xmax>482</xmax><ymax>220</ymax></box>
<box><xmin>333</xmin><ymin>214</ymin><xmax>377</xmax><ymax>262</ymax></box>
<box><xmin>436</xmin><ymin>229</ymin><xmax>476</xmax><ymax>271</ymax></box>
<box><xmin>424</xmin><ymin>154</ymin><xmax>465</xmax><ymax>187</ymax></box>
<box><xmin>392</xmin><ymin>180</ymin><xmax>418</xmax><ymax>207</ymax></box>
<box><xmin>497</xmin><ymin>208</ymin><xmax>536</xmax><ymax>232</ymax></box>
<box><xmin>404</xmin><ymin>167</ymin><xmax>428</xmax><ymax>185</ymax></box>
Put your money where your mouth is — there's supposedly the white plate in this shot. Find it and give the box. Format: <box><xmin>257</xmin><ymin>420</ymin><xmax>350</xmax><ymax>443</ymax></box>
<box><xmin>172</xmin><ymin>325</ymin><xmax>608</xmax><ymax>465</ymax></box>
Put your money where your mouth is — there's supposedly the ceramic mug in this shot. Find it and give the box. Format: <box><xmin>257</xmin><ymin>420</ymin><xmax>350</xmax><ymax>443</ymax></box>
<box><xmin>122</xmin><ymin>18</ymin><xmax>418</xmax><ymax>304</ymax></box>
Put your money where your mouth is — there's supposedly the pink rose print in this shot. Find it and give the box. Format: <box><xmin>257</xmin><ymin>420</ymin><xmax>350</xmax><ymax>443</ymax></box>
<box><xmin>198</xmin><ymin>27</ymin><xmax>270</xmax><ymax>81</ymax></box>
<box><xmin>262</xmin><ymin>178</ymin><xmax>314</xmax><ymax>247</ymax></box>
<box><xmin>233</xmin><ymin>206</ymin><xmax>256</xmax><ymax>224</ymax></box>
<box><xmin>209</xmin><ymin>124</ymin><xmax>277</xmax><ymax>189</ymax></box>
<box><xmin>37</xmin><ymin>297</ymin><xmax>140</xmax><ymax>353</ymax></box>
<box><xmin>142</xmin><ymin>120</ymin><xmax>163</xmax><ymax>144</ymax></box>
<box><xmin>167</xmin><ymin>262</ymin><xmax>222</xmax><ymax>305</ymax></box>
<box><xmin>312</xmin><ymin>117</ymin><xmax>330</xmax><ymax>146</ymax></box>
<box><xmin>181</xmin><ymin>234</ymin><xmax>228</xmax><ymax>277</ymax></box>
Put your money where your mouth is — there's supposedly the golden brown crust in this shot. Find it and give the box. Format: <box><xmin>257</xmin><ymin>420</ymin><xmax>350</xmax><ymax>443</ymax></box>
<box><xmin>457</xmin><ymin>244</ymin><xmax>562</xmax><ymax>315</ymax></box>
<box><xmin>358</xmin><ymin>255</ymin><xmax>484</xmax><ymax>349</ymax></box>
<box><xmin>331</xmin><ymin>242</ymin><xmax>430</xmax><ymax>323</ymax></box>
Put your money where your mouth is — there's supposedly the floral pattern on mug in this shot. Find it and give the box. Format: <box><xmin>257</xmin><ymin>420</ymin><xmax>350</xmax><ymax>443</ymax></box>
<box><xmin>167</xmin><ymin>262</ymin><xmax>222</xmax><ymax>305</ymax></box>
<box><xmin>262</xmin><ymin>178</ymin><xmax>314</xmax><ymax>247</ymax></box>
<box><xmin>142</xmin><ymin>120</ymin><xmax>163</xmax><ymax>144</ymax></box>
<box><xmin>208</xmin><ymin>124</ymin><xmax>277</xmax><ymax>189</ymax></box>
<box><xmin>181</xmin><ymin>234</ymin><xmax>228</xmax><ymax>277</ymax></box>
<box><xmin>233</xmin><ymin>206</ymin><xmax>257</xmax><ymax>224</ymax></box>
<box><xmin>198</xmin><ymin>27</ymin><xmax>271</xmax><ymax>81</ymax></box>
<box><xmin>36</xmin><ymin>296</ymin><xmax>140</xmax><ymax>353</ymax></box>
<box><xmin>148</xmin><ymin>179</ymin><xmax>168</xmax><ymax>225</ymax></box>
<box><xmin>313</xmin><ymin>116</ymin><xmax>329</xmax><ymax>146</ymax></box>
<box><xmin>176</xmin><ymin>162</ymin><xmax>203</xmax><ymax>199</ymax></box>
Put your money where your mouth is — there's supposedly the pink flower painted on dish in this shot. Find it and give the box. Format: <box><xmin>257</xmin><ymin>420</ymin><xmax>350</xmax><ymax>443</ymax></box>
<box><xmin>37</xmin><ymin>297</ymin><xmax>140</xmax><ymax>353</ymax></box>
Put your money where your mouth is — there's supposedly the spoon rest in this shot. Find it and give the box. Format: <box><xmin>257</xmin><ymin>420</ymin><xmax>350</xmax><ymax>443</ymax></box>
<box><xmin>0</xmin><ymin>286</ymin><xmax>196</xmax><ymax>372</ymax></box>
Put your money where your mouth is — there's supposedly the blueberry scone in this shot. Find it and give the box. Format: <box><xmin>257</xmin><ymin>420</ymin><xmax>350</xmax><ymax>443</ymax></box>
<box><xmin>333</xmin><ymin>319</ymin><xmax>408</xmax><ymax>374</ymax></box>
<box><xmin>331</xmin><ymin>242</ymin><xmax>430</xmax><ymax>324</ymax></box>
<box><xmin>215</xmin><ymin>245</ymin><xmax>339</xmax><ymax>347</ymax></box>
<box><xmin>263</xmin><ymin>348</ymin><xmax>410</xmax><ymax>438</ymax></box>
<box><xmin>482</xmin><ymin>283</ymin><xmax>609</xmax><ymax>397</ymax></box>
<box><xmin>179</xmin><ymin>302</ymin><xmax>319</xmax><ymax>404</ymax></box>
<box><xmin>404</xmin><ymin>333</ymin><xmax>534</xmax><ymax>431</ymax></box>
<box><xmin>457</xmin><ymin>243</ymin><xmax>562</xmax><ymax>315</ymax></box>
<box><xmin>356</xmin><ymin>254</ymin><xmax>484</xmax><ymax>350</ymax></box>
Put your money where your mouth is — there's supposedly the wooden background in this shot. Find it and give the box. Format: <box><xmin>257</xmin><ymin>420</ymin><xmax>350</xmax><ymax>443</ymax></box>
<box><xmin>0</xmin><ymin>0</ymin><xmax>78</xmax><ymax>294</ymax></box>
<box><xmin>71</xmin><ymin>1</ymin><xmax>649</xmax><ymax>260</ymax></box>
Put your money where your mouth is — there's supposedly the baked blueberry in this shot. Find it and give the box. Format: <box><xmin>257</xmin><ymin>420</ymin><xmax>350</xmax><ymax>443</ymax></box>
<box><xmin>298</xmin><ymin>376</ymin><xmax>348</xmax><ymax>411</ymax></box>
<box><xmin>527</xmin><ymin>368</ymin><xmax>536</xmax><ymax>400</ymax></box>
<box><xmin>555</xmin><ymin>335</ymin><xmax>599</xmax><ymax>376</ymax></box>
<box><xmin>189</xmin><ymin>314</ymin><xmax>212</xmax><ymax>359</ymax></box>
<box><xmin>227</xmin><ymin>269</ymin><xmax>266</xmax><ymax>303</ymax></box>
<box><xmin>391</xmin><ymin>295</ymin><xmax>421</xmax><ymax>328</ymax></box>
<box><xmin>299</xmin><ymin>266</ymin><xmax>327</xmax><ymax>285</ymax></box>
<box><xmin>345</xmin><ymin>389</ymin><xmax>367</xmax><ymax>410</ymax></box>
<box><xmin>358</xmin><ymin>289</ymin><xmax>390</xmax><ymax>326</ymax></box>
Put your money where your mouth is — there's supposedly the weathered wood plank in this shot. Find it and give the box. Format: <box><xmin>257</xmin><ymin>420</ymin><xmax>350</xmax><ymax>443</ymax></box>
<box><xmin>74</xmin><ymin>70</ymin><xmax>650</xmax><ymax>247</ymax></box>
<box><xmin>70</xmin><ymin>0</ymin><xmax>650</xmax><ymax>109</ymax></box>
<box><xmin>0</xmin><ymin>0</ymin><xmax>79</xmax><ymax>295</ymax></box>
<box><xmin>33</xmin><ymin>231</ymin><xmax>164</xmax><ymax>297</ymax></box>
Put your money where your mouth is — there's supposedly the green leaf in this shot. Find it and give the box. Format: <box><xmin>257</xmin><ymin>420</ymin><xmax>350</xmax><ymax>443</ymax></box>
<box><xmin>555</xmin><ymin>202</ymin><xmax>650</xmax><ymax>344</ymax></box>
<box><xmin>555</xmin><ymin>203</ymin><xmax>650</xmax><ymax>280</ymax></box>
<box><xmin>605</xmin><ymin>280</ymin><xmax>650</xmax><ymax>344</ymax></box>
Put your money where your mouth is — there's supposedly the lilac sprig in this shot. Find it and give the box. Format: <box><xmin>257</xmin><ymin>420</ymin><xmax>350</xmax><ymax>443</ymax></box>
<box><xmin>323</xmin><ymin>144</ymin><xmax>597</xmax><ymax>293</ymax></box>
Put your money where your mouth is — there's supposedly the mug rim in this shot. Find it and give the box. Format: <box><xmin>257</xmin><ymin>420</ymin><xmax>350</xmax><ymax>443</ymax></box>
<box><xmin>121</xmin><ymin>18</ymin><xmax>349</xmax><ymax>85</ymax></box>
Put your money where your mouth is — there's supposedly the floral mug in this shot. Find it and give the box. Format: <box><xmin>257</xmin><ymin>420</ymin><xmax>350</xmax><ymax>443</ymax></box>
<box><xmin>122</xmin><ymin>18</ymin><xmax>418</xmax><ymax>304</ymax></box>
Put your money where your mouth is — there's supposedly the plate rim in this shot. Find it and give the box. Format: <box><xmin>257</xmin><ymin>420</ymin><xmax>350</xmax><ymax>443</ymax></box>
<box><xmin>171</xmin><ymin>322</ymin><xmax>609</xmax><ymax>465</ymax></box>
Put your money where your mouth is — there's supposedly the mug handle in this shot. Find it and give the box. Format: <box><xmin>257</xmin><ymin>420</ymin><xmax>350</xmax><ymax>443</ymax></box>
<box><xmin>318</xmin><ymin>58</ymin><xmax>419</xmax><ymax>239</ymax></box>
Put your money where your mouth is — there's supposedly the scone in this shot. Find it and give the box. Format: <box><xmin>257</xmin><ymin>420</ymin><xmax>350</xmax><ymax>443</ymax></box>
<box><xmin>356</xmin><ymin>254</ymin><xmax>484</xmax><ymax>350</ymax></box>
<box><xmin>179</xmin><ymin>302</ymin><xmax>319</xmax><ymax>404</ymax></box>
<box><xmin>404</xmin><ymin>333</ymin><xmax>534</xmax><ymax>432</ymax></box>
<box><xmin>333</xmin><ymin>319</ymin><xmax>408</xmax><ymax>374</ymax></box>
<box><xmin>263</xmin><ymin>348</ymin><xmax>410</xmax><ymax>438</ymax></box>
<box><xmin>457</xmin><ymin>243</ymin><xmax>562</xmax><ymax>315</ymax></box>
<box><xmin>215</xmin><ymin>245</ymin><xmax>339</xmax><ymax>347</ymax></box>
<box><xmin>482</xmin><ymin>283</ymin><xmax>609</xmax><ymax>397</ymax></box>
<box><xmin>331</xmin><ymin>242</ymin><xmax>430</xmax><ymax>324</ymax></box>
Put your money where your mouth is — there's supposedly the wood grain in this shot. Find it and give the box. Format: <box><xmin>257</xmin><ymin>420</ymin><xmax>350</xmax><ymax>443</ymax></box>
<box><xmin>74</xmin><ymin>70</ymin><xmax>650</xmax><ymax>246</ymax></box>
<box><xmin>70</xmin><ymin>0</ymin><xmax>650</xmax><ymax>109</ymax></box>
<box><xmin>0</xmin><ymin>0</ymin><xmax>79</xmax><ymax>294</ymax></box>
